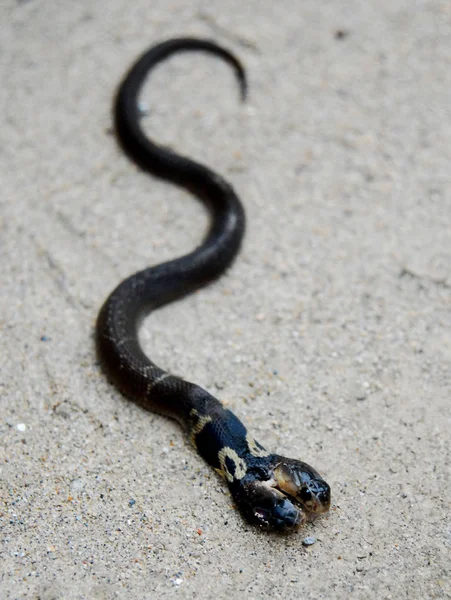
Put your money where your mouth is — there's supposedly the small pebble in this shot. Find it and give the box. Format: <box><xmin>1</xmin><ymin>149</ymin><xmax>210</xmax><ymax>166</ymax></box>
<box><xmin>17</xmin><ymin>423</ymin><xmax>26</xmax><ymax>432</ymax></box>
<box><xmin>302</xmin><ymin>536</ymin><xmax>317</xmax><ymax>546</ymax></box>
<box><xmin>138</xmin><ymin>102</ymin><xmax>150</xmax><ymax>115</ymax></box>
<box><xmin>129</xmin><ymin>499</ymin><xmax>136</xmax><ymax>507</ymax></box>
<box><xmin>71</xmin><ymin>478</ymin><xmax>85</xmax><ymax>492</ymax></box>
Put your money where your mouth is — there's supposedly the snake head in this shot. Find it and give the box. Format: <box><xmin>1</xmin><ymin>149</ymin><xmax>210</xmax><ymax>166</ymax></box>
<box><xmin>232</xmin><ymin>477</ymin><xmax>306</xmax><ymax>531</ymax></box>
<box><xmin>272</xmin><ymin>457</ymin><xmax>331</xmax><ymax>516</ymax></box>
<box><xmin>231</xmin><ymin>455</ymin><xmax>330</xmax><ymax>532</ymax></box>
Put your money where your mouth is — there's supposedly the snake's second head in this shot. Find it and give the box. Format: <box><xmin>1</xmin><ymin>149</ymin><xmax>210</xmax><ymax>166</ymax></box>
<box><xmin>272</xmin><ymin>457</ymin><xmax>331</xmax><ymax>516</ymax></box>
<box><xmin>231</xmin><ymin>455</ymin><xmax>331</xmax><ymax>532</ymax></box>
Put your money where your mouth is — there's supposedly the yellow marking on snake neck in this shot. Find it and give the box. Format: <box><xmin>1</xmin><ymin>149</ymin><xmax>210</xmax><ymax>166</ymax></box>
<box><xmin>189</xmin><ymin>409</ymin><xmax>212</xmax><ymax>448</ymax></box>
<box><xmin>146</xmin><ymin>373</ymin><xmax>171</xmax><ymax>396</ymax></box>
<box><xmin>217</xmin><ymin>447</ymin><xmax>247</xmax><ymax>482</ymax></box>
<box><xmin>246</xmin><ymin>432</ymin><xmax>270</xmax><ymax>457</ymax></box>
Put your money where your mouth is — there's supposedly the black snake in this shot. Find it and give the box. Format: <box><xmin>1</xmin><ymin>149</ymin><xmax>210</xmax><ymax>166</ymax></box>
<box><xmin>96</xmin><ymin>38</ymin><xmax>331</xmax><ymax>532</ymax></box>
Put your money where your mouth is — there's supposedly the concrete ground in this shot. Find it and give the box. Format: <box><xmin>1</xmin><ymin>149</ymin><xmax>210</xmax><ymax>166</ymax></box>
<box><xmin>1</xmin><ymin>1</ymin><xmax>450</xmax><ymax>598</ymax></box>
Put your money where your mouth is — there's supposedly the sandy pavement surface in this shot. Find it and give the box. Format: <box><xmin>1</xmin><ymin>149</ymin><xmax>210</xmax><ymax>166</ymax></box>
<box><xmin>1</xmin><ymin>1</ymin><xmax>450</xmax><ymax>598</ymax></box>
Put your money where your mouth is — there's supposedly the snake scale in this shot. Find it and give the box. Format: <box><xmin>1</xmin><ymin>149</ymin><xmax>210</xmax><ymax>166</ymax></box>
<box><xmin>96</xmin><ymin>38</ymin><xmax>331</xmax><ymax>532</ymax></box>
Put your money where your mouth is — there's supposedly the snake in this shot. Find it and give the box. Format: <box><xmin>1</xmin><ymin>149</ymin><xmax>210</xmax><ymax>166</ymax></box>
<box><xmin>95</xmin><ymin>38</ymin><xmax>331</xmax><ymax>532</ymax></box>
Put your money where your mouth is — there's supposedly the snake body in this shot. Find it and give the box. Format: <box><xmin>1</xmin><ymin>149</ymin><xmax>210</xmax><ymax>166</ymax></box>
<box><xmin>96</xmin><ymin>38</ymin><xmax>331</xmax><ymax>532</ymax></box>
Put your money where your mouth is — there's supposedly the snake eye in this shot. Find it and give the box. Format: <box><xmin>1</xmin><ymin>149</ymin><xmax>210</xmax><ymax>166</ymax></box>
<box><xmin>298</xmin><ymin>486</ymin><xmax>313</xmax><ymax>506</ymax></box>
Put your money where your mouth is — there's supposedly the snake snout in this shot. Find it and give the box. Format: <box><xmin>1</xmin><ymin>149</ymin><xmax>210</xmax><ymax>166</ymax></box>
<box><xmin>314</xmin><ymin>483</ymin><xmax>332</xmax><ymax>513</ymax></box>
<box><xmin>297</xmin><ymin>478</ymin><xmax>331</xmax><ymax>514</ymax></box>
